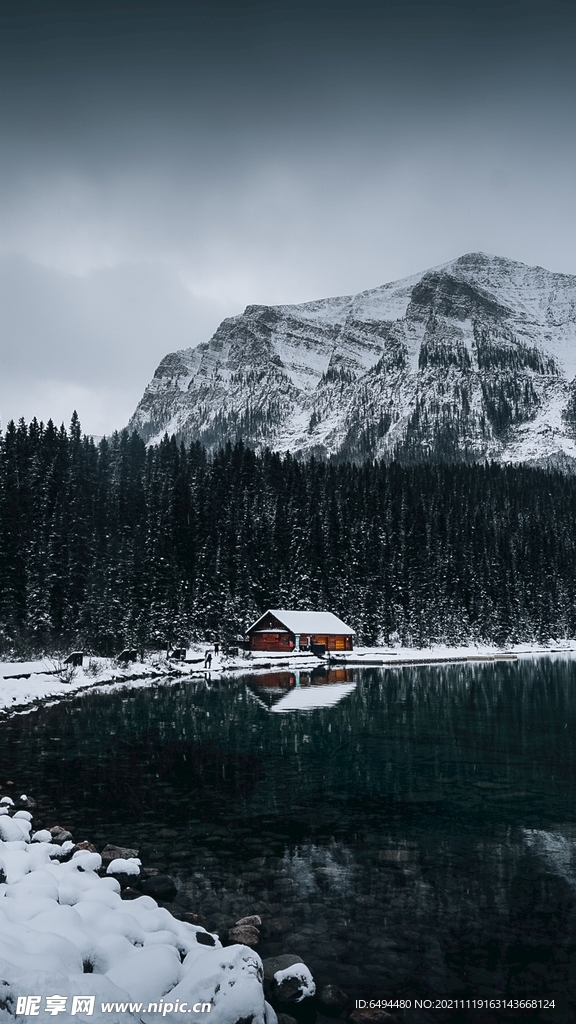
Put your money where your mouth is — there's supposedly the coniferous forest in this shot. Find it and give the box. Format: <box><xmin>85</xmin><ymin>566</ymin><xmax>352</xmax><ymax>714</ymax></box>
<box><xmin>1</xmin><ymin>413</ymin><xmax>576</xmax><ymax>657</ymax></box>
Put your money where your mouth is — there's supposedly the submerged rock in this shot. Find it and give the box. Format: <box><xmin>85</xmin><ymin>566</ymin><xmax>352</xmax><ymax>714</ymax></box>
<box><xmin>139</xmin><ymin>873</ymin><xmax>178</xmax><ymax>900</ymax></box>
<box><xmin>317</xmin><ymin>984</ymin><xmax>350</xmax><ymax>1014</ymax></box>
<box><xmin>17</xmin><ymin>793</ymin><xmax>37</xmax><ymax>809</ymax></box>
<box><xmin>349</xmin><ymin>1011</ymin><xmax>402</xmax><ymax>1024</ymax></box>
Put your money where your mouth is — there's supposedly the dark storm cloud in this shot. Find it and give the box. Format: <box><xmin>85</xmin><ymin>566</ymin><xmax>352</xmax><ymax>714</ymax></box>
<box><xmin>1</xmin><ymin>0</ymin><xmax>576</xmax><ymax>432</ymax></box>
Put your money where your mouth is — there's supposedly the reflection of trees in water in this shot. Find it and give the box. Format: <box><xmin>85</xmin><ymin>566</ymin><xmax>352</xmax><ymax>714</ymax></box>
<box><xmin>524</xmin><ymin>827</ymin><xmax>576</xmax><ymax>890</ymax></box>
<box><xmin>266</xmin><ymin>827</ymin><xmax>576</xmax><ymax>1005</ymax></box>
<box><xmin>4</xmin><ymin>659</ymin><xmax>576</xmax><ymax>823</ymax></box>
<box><xmin>280</xmin><ymin>841</ymin><xmax>356</xmax><ymax>898</ymax></box>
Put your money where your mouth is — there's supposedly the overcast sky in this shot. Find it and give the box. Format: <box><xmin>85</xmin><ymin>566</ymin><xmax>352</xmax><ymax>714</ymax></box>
<box><xmin>1</xmin><ymin>0</ymin><xmax>576</xmax><ymax>434</ymax></box>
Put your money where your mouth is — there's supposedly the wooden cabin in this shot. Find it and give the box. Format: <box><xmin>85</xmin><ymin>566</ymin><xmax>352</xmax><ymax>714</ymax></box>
<box><xmin>246</xmin><ymin>609</ymin><xmax>354</xmax><ymax>653</ymax></box>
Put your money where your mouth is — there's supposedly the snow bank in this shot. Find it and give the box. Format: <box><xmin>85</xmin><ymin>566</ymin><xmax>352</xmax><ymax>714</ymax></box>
<box><xmin>0</xmin><ymin>647</ymin><xmax>326</xmax><ymax>719</ymax></box>
<box><xmin>328</xmin><ymin>639</ymin><xmax>576</xmax><ymax>666</ymax></box>
<box><xmin>3</xmin><ymin>641</ymin><xmax>576</xmax><ymax>720</ymax></box>
<box><xmin>0</xmin><ymin>657</ymin><xmax>183</xmax><ymax>716</ymax></box>
<box><xmin>0</xmin><ymin>821</ymin><xmax>275</xmax><ymax>1024</ymax></box>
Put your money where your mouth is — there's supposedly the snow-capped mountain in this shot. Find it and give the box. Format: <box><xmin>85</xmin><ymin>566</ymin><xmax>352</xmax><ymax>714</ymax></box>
<box><xmin>129</xmin><ymin>253</ymin><xmax>576</xmax><ymax>466</ymax></box>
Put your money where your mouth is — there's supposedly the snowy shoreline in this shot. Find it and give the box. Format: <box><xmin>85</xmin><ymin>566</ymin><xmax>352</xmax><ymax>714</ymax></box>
<box><xmin>0</xmin><ymin>793</ymin><xmax>293</xmax><ymax>1024</ymax></box>
<box><xmin>2</xmin><ymin>642</ymin><xmax>576</xmax><ymax>718</ymax></box>
<box><xmin>0</xmin><ymin>638</ymin><xmax>569</xmax><ymax>720</ymax></box>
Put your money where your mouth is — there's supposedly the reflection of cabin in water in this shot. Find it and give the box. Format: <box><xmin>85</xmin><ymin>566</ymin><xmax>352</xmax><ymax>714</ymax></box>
<box><xmin>252</xmin><ymin>667</ymin><xmax>354</xmax><ymax>690</ymax></box>
<box><xmin>247</xmin><ymin>666</ymin><xmax>355</xmax><ymax>711</ymax></box>
<box><xmin>246</xmin><ymin>609</ymin><xmax>354</xmax><ymax>653</ymax></box>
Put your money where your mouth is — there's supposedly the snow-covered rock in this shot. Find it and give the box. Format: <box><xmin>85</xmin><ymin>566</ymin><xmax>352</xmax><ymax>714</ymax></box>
<box><xmin>0</xmin><ymin>817</ymin><xmax>24</xmax><ymax>842</ymax></box>
<box><xmin>141</xmin><ymin>945</ymin><xmax>268</xmax><ymax>1024</ymax></box>
<box><xmin>273</xmin><ymin>962</ymin><xmax>315</xmax><ymax>1003</ymax></box>
<box><xmin>129</xmin><ymin>252</ymin><xmax>576</xmax><ymax>469</ymax></box>
<box><xmin>31</xmin><ymin>830</ymin><xmax>53</xmax><ymax>843</ymax></box>
<box><xmin>106</xmin><ymin>857</ymin><xmax>141</xmax><ymax>876</ymax></box>
<box><xmin>0</xmin><ymin>825</ymin><xmax>270</xmax><ymax>1024</ymax></box>
<box><xmin>105</xmin><ymin>944</ymin><xmax>183</xmax><ymax>1004</ymax></box>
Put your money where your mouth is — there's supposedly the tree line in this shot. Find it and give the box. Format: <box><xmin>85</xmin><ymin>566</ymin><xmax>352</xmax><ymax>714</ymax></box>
<box><xmin>1</xmin><ymin>413</ymin><xmax>576</xmax><ymax>657</ymax></box>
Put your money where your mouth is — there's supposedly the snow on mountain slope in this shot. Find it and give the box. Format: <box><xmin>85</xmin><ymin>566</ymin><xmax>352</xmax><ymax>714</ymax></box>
<box><xmin>128</xmin><ymin>253</ymin><xmax>576</xmax><ymax>467</ymax></box>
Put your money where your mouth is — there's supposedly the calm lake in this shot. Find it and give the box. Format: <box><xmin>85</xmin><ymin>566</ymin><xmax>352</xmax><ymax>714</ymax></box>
<box><xmin>2</xmin><ymin>659</ymin><xmax>576</xmax><ymax>1020</ymax></box>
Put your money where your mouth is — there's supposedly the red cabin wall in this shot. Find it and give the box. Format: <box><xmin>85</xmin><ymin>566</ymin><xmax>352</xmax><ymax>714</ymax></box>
<box><xmin>249</xmin><ymin>630</ymin><xmax>353</xmax><ymax>651</ymax></box>
<box><xmin>249</xmin><ymin>632</ymin><xmax>294</xmax><ymax>651</ymax></box>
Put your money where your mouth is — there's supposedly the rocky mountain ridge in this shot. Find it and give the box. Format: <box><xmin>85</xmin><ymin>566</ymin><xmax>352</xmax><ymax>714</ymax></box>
<box><xmin>129</xmin><ymin>252</ymin><xmax>576</xmax><ymax>466</ymax></box>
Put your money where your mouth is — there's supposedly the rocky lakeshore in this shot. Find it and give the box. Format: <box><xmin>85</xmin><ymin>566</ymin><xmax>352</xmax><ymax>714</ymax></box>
<box><xmin>0</xmin><ymin>789</ymin><xmax>398</xmax><ymax>1024</ymax></box>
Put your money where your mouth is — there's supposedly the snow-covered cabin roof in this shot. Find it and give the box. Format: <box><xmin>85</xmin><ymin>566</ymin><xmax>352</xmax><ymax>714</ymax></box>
<box><xmin>247</xmin><ymin>609</ymin><xmax>355</xmax><ymax>635</ymax></box>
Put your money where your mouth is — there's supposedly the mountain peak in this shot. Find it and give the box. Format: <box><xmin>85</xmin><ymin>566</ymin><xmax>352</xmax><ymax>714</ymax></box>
<box><xmin>129</xmin><ymin>254</ymin><xmax>576</xmax><ymax>469</ymax></box>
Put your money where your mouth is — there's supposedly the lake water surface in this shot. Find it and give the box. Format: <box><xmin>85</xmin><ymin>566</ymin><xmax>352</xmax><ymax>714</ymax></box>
<box><xmin>2</xmin><ymin>659</ymin><xmax>576</xmax><ymax>1020</ymax></box>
